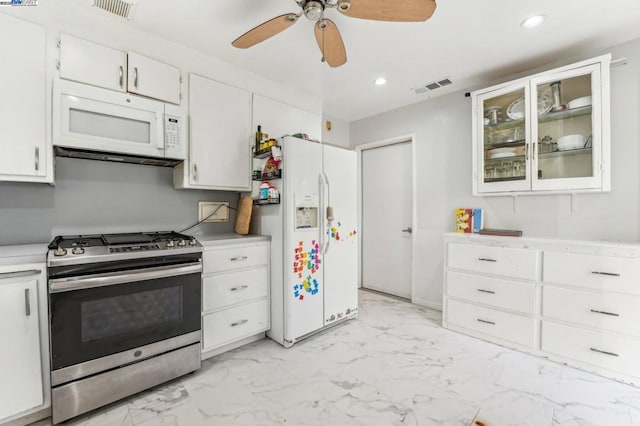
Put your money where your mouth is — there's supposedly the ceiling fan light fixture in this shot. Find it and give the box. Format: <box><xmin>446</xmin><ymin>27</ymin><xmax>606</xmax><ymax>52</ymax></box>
<box><xmin>520</xmin><ymin>14</ymin><xmax>546</xmax><ymax>29</ymax></box>
<box><xmin>337</xmin><ymin>0</ymin><xmax>351</xmax><ymax>12</ymax></box>
<box><xmin>374</xmin><ymin>77</ymin><xmax>387</xmax><ymax>86</ymax></box>
<box><xmin>304</xmin><ymin>1</ymin><xmax>325</xmax><ymax>21</ymax></box>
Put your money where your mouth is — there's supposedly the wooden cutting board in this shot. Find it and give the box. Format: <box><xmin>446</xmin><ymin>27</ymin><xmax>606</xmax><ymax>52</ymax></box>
<box><xmin>234</xmin><ymin>195</ymin><xmax>253</xmax><ymax>235</ymax></box>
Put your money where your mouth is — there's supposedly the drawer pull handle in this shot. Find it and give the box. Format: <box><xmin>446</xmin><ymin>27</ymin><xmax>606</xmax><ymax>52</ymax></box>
<box><xmin>478</xmin><ymin>258</ymin><xmax>497</xmax><ymax>263</ymax></box>
<box><xmin>590</xmin><ymin>347</ymin><xmax>619</xmax><ymax>357</ymax></box>
<box><xmin>590</xmin><ymin>309</ymin><xmax>619</xmax><ymax>317</ymax></box>
<box><xmin>231</xmin><ymin>319</ymin><xmax>248</xmax><ymax>327</ymax></box>
<box><xmin>230</xmin><ymin>256</ymin><xmax>248</xmax><ymax>262</ymax></box>
<box><xmin>591</xmin><ymin>271</ymin><xmax>620</xmax><ymax>277</ymax></box>
<box><xmin>476</xmin><ymin>318</ymin><xmax>495</xmax><ymax>325</ymax></box>
<box><xmin>230</xmin><ymin>285</ymin><xmax>248</xmax><ymax>292</ymax></box>
<box><xmin>477</xmin><ymin>289</ymin><xmax>496</xmax><ymax>294</ymax></box>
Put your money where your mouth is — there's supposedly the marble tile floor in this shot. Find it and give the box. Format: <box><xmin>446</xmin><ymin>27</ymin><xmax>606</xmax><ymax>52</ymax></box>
<box><xmin>35</xmin><ymin>289</ymin><xmax>640</xmax><ymax>426</ymax></box>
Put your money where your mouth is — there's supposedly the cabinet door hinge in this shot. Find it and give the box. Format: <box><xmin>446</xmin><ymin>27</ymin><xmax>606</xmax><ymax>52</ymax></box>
<box><xmin>179</xmin><ymin>76</ymin><xmax>183</xmax><ymax>84</ymax></box>
<box><xmin>57</xmin><ymin>38</ymin><xmax>61</xmax><ymax>48</ymax></box>
<box><xmin>56</xmin><ymin>60</ymin><xmax>60</xmax><ymax>70</ymax></box>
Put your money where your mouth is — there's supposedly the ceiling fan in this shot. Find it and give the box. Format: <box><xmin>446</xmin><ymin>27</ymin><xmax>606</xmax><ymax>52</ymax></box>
<box><xmin>231</xmin><ymin>0</ymin><xmax>437</xmax><ymax>68</ymax></box>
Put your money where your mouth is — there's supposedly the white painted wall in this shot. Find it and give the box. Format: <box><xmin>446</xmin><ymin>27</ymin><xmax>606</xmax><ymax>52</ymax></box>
<box><xmin>321</xmin><ymin>114</ymin><xmax>350</xmax><ymax>148</ymax></box>
<box><xmin>350</xmin><ymin>37</ymin><xmax>640</xmax><ymax>309</ymax></box>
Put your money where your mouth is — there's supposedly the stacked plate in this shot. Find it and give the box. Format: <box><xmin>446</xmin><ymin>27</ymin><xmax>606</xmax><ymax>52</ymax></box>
<box><xmin>557</xmin><ymin>134</ymin><xmax>586</xmax><ymax>151</ymax></box>
<box><xmin>488</xmin><ymin>147</ymin><xmax>517</xmax><ymax>159</ymax></box>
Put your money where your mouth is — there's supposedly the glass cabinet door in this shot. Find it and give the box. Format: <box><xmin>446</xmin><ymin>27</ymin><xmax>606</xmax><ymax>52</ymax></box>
<box><xmin>477</xmin><ymin>84</ymin><xmax>531</xmax><ymax>193</ymax></box>
<box><xmin>531</xmin><ymin>64</ymin><xmax>602</xmax><ymax>190</ymax></box>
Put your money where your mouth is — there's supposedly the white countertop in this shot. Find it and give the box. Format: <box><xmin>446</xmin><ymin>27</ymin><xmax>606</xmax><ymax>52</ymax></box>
<box><xmin>0</xmin><ymin>243</ymin><xmax>48</xmax><ymax>266</ymax></box>
<box><xmin>194</xmin><ymin>233</ymin><xmax>270</xmax><ymax>247</ymax></box>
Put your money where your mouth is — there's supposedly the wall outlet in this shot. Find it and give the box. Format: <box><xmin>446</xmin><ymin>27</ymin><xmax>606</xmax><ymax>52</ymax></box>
<box><xmin>198</xmin><ymin>201</ymin><xmax>230</xmax><ymax>222</ymax></box>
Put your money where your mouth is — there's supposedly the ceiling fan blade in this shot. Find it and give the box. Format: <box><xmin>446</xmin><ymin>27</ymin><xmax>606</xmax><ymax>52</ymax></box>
<box><xmin>314</xmin><ymin>19</ymin><xmax>347</xmax><ymax>68</ymax></box>
<box><xmin>232</xmin><ymin>13</ymin><xmax>299</xmax><ymax>49</ymax></box>
<box><xmin>339</xmin><ymin>0</ymin><xmax>436</xmax><ymax>22</ymax></box>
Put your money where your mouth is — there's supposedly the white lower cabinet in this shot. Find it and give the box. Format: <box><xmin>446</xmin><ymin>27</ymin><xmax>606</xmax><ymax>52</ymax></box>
<box><xmin>0</xmin><ymin>263</ymin><xmax>49</xmax><ymax>424</ymax></box>
<box><xmin>444</xmin><ymin>233</ymin><xmax>640</xmax><ymax>386</ymax></box>
<box><xmin>199</xmin><ymin>237</ymin><xmax>270</xmax><ymax>359</ymax></box>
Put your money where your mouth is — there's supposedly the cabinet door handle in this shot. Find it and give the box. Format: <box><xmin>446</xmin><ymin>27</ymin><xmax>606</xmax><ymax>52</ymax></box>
<box><xmin>477</xmin><ymin>289</ymin><xmax>496</xmax><ymax>294</ymax></box>
<box><xmin>230</xmin><ymin>256</ymin><xmax>248</xmax><ymax>262</ymax></box>
<box><xmin>134</xmin><ymin>67</ymin><xmax>139</xmax><ymax>89</ymax></box>
<box><xmin>590</xmin><ymin>309</ymin><xmax>619</xmax><ymax>317</ymax></box>
<box><xmin>478</xmin><ymin>258</ymin><xmax>497</xmax><ymax>263</ymax></box>
<box><xmin>119</xmin><ymin>65</ymin><xmax>124</xmax><ymax>88</ymax></box>
<box><xmin>35</xmin><ymin>146</ymin><xmax>40</xmax><ymax>171</ymax></box>
<box><xmin>591</xmin><ymin>271</ymin><xmax>620</xmax><ymax>277</ymax></box>
<box><xmin>25</xmin><ymin>289</ymin><xmax>31</xmax><ymax>317</ymax></box>
<box><xmin>230</xmin><ymin>319</ymin><xmax>248</xmax><ymax>327</ymax></box>
<box><xmin>230</xmin><ymin>285</ymin><xmax>248</xmax><ymax>292</ymax></box>
<box><xmin>525</xmin><ymin>142</ymin><xmax>529</xmax><ymax>160</ymax></box>
<box><xmin>532</xmin><ymin>140</ymin><xmax>536</xmax><ymax>160</ymax></box>
<box><xmin>193</xmin><ymin>163</ymin><xmax>198</xmax><ymax>181</ymax></box>
<box><xmin>590</xmin><ymin>347</ymin><xmax>619</xmax><ymax>357</ymax></box>
<box><xmin>477</xmin><ymin>318</ymin><xmax>495</xmax><ymax>325</ymax></box>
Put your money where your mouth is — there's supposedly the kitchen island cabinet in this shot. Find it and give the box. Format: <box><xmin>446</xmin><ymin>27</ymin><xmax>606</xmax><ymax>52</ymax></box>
<box><xmin>443</xmin><ymin>233</ymin><xmax>640</xmax><ymax>387</ymax></box>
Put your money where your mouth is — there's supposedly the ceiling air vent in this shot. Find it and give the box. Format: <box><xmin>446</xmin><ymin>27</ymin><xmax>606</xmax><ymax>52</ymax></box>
<box><xmin>413</xmin><ymin>77</ymin><xmax>453</xmax><ymax>94</ymax></box>
<box><xmin>93</xmin><ymin>0</ymin><xmax>134</xmax><ymax>20</ymax></box>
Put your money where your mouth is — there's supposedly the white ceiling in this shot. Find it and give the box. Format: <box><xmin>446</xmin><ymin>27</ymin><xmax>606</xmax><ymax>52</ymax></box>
<box><xmin>64</xmin><ymin>0</ymin><xmax>640</xmax><ymax>121</ymax></box>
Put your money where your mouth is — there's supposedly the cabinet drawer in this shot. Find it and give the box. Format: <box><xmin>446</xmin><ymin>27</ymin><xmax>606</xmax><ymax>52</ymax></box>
<box><xmin>447</xmin><ymin>271</ymin><xmax>535</xmax><ymax>314</ymax></box>
<box><xmin>446</xmin><ymin>299</ymin><xmax>535</xmax><ymax>348</ymax></box>
<box><xmin>203</xmin><ymin>267</ymin><xmax>268</xmax><ymax>312</ymax></box>
<box><xmin>542</xmin><ymin>321</ymin><xmax>640</xmax><ymax>378</ymax></box>
<box><xmin>447</xmin><ymin>243</ymin><xmax>539</xmax><ymax>281</ymax></box>
<box><xmin>543</xmin><ymin>286</ymin><xmax>640</xmax><ymax>337</ymax></box>
<box><xmin>544</xmin><ymin>252</ymin><xmax>640</xmax><ymax>295</ymax></box>
<box><xmin>202</xmin><ymin>299</ymin><xmax>269</xmax><ymax>351</ymax></box>
<box><xmin>203</xmin><ymin>244</ymin><xmax>268</xmax><ymax>274</ymax></box>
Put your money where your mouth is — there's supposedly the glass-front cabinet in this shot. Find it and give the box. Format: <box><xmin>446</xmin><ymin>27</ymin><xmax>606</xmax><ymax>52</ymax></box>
<box><xmin>472</xmin><ymin>55</ymin><xmax>610</xmax><ymax>195</ymax></box>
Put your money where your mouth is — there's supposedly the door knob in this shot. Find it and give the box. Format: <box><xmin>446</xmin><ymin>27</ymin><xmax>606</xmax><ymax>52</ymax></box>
<box><xmin>401</xmin><ymin>227</ymin><xmax>413</xmax><ymax>234</ymax></box>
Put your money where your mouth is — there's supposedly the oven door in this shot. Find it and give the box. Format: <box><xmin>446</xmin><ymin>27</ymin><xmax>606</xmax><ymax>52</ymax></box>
<box><xmin>49</xmin><ymin>262</ymin><xmax>201</xmax><ymax>378</ymax></box>
<box><xmin>53</xmin><ymin>79</ymin><xmax>166</xmax><ymax>158</ymax></box>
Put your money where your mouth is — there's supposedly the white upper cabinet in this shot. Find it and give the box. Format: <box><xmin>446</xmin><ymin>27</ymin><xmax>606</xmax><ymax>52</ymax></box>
<box><xmin>127</xmin><ymin>52</ymin><xmax>181</xmax><ymax>104</ymax></box>
<box><xmin>59</xmin><ymin>34</ymin><xmax>181</xmax><ymax>104</ymax></box>
<box><xmin>59</xmin><ymin>33</ymin><xmax>127</xmax><ymax>92</ymax></box>
<box><xmin>174</xmin><ymin>74</ymin><xmax>251</xmax><ymax>191</ymax></box>
<box><xmin>472</xmin><ymin>55</ymin><xmax>611</xmax><ymax>196</ymax></box>
<box><xmin>0</xmin><ymin>14</ymin><xmax>50</xmax><ymax>183</ymax></box>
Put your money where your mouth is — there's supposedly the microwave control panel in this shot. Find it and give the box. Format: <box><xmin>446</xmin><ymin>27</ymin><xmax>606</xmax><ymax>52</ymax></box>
<box><xmin>164</xmin><ymin>114</ymin><xmax>186</xmax><ymax>160</ymax></box>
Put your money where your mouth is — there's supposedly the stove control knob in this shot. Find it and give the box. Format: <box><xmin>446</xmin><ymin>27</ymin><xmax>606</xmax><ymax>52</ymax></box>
<box><xmin>189</xmin><ymin>238</ymin><xmax>198</xmax><ymax>246</ymax></box>
<box><xmin>54</xmin><ymin>247</ymin><xmax>67</xmax><ymax>257</ymax></box>
<box><xmin>177</xmin><ymin>239</ymin><xmax>187</xmax><ymax>247</ymax></box>
<box><xmin>72</xmin><ymin>247</ymin><xmax>85</xmax><ymax>255</ymax></box>
<box><xmin>166</xmin><ymin>240</ymin><xmax>175</xmax><ymax>248</ymax></box>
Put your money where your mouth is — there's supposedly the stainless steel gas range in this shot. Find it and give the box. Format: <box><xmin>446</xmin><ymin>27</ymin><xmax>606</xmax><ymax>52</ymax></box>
<box><xmin>47</xmin><ymin>231</ymin><xmax>203</xmax><ymax>424</ymax></box>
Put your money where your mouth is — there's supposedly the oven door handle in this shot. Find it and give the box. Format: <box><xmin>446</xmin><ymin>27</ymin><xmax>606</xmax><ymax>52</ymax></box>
<box><xmin>49</xmin><ymin>263</ymin><xmax>202</xmax><ymax>293</ymax></box>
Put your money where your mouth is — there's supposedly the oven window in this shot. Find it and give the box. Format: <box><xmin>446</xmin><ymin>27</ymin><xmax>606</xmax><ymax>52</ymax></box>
<box><xmin>81</xmin><ymin>286</ymin><xmax>183</xmax><ymax>343</ymax></box>
<box><xmin>69</xmin><ymin>108</ymin><xmax>151</xmax><ymax>143</ymax></box>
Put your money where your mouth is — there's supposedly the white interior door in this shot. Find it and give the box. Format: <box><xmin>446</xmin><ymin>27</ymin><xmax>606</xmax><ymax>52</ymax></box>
<box><xmin>361</xmin><ymin>141</ymin><xmax>413</xmax><ymax>299</ymax></box>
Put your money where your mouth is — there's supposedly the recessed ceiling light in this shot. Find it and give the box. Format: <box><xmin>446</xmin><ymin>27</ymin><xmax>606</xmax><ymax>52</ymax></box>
<box><xmin>374</xmin><ymin>77</ymin><xmax>387</xmax><ymax>86</ymax></box>
<box><xmin>521</xmin><ymin>15</ymin><xmax>546</xmax><ymax>29</ymax></box>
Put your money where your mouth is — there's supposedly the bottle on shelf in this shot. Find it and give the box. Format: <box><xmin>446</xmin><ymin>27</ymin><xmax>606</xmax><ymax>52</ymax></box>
<box><xmin>255</xmin><ymin>125</ymin><xmax>263</xmax><ymax>152</ymax></box>
<box><xmin>259</xmin><ymin>181</ymin><xmax>269</xmax><ymax>199</ymax></box>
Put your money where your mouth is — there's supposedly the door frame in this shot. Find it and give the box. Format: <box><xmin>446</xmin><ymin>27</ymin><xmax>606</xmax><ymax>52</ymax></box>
<box><xmin>356</xmin><ymin>134</ymin><xmax>416</xmax><ymax>302</ymax></box>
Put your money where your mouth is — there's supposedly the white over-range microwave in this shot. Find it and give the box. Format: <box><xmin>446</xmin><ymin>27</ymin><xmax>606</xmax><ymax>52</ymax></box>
<box><xmin>53</xmin><ymin>79</ymin><xmax>186</xmax><ymax>166</ymax></box>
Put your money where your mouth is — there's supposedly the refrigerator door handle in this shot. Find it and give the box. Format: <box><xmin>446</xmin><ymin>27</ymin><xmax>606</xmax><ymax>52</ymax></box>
<box><xmin>319</xmin><ymin>173</ymin><xmax>325</xmax><ymax>255</ymax></box>
<box><xmin>322</xmin><ymin>171</ymin><xmax>332</xmax><ymax>256</ymax></box>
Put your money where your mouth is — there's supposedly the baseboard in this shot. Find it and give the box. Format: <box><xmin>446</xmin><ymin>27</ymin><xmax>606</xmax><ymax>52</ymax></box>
<box><xmin>201</xmin><ymin>332</ymin><xmax>266</xmax><ymax>360</ymax></box>
<box><xmin>411</xmin><ymin>296</ymin><xmax>442</xmax><ymax>311</ymax></box>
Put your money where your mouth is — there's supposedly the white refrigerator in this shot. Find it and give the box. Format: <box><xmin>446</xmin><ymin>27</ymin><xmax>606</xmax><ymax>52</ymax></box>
<box><xmin>254</xmin><ymin>136</ymin><xmax>358</xmax><ymax>347</ymax></box>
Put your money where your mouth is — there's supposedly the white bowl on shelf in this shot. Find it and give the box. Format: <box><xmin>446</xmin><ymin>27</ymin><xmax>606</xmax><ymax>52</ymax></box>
<box><xmin>568</xmin><ymin>96</ymin><xmax>592</xmax><ymax>109</ymax></box>
<box><xmin>557</xmin><ymin>134</ymin><xmax>586</xmax><ymax>151</ymax></box>
<box><xmin>488</xmin><ymin>147</ymin><xmax>517</xmax><ymax>159</ymax></box>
